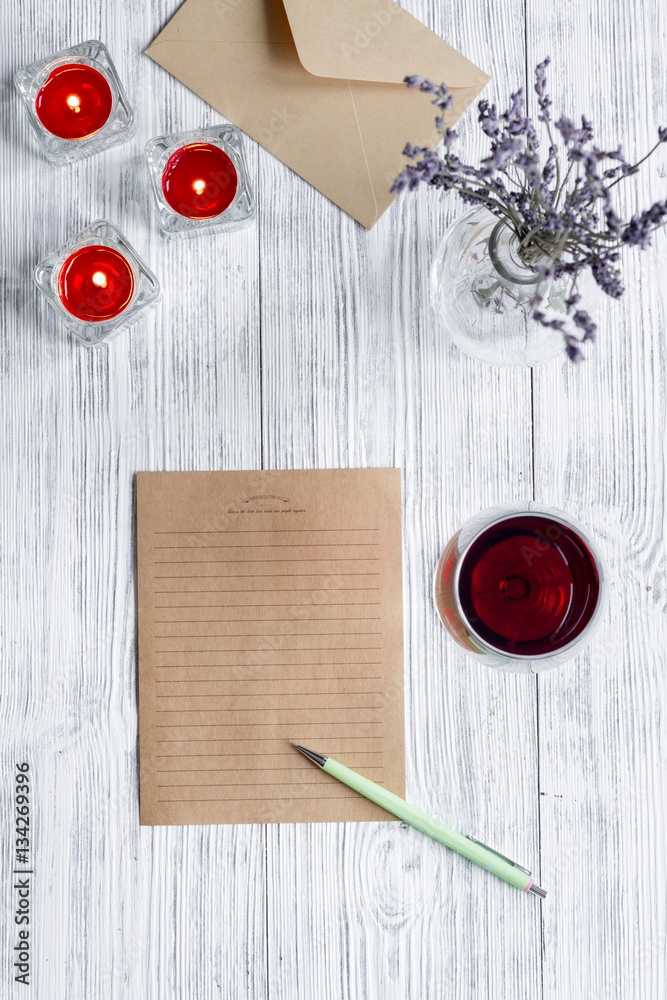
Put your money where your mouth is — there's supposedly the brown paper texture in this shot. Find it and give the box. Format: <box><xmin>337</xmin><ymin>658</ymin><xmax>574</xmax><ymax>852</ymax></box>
<box><xmin>145</xmin><ymin>0</ymin><xmax>490</xmax><ymax>228</ymax></box>
<box><xmin>137</xmin><ymin>470</ymin><xmax>405</xmax><ymax>825</ymax></box>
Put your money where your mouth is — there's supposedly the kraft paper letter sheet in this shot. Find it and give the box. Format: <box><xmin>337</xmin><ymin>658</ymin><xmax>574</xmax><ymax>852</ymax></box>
<box><xmin>137</xmin><ymin>469</ymin><xmax>405</xmax><ymax>825</ymax></box>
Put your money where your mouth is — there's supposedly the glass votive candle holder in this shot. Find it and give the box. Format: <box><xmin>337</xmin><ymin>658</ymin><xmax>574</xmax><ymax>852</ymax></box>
<box><xmin>145</xmin><ymin>124</ymin><xmax>255</xmax><ymax>237</ymax></box>
<box><xmin>14</xmin><ymin>40</ymin><xmax>133</xmax><ymax>164</ymax></box>
<box><xmin>34</xmin><ymin>220</ymin><xmax>160</xmax><ymax>345</ymax></box>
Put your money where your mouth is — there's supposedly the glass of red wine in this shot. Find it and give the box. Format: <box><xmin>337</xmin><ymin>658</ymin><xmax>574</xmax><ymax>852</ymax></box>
<box><xmin>434</xmin><ymin>504</ymin><xmax>606</xmax><ymax>671</ymax></box>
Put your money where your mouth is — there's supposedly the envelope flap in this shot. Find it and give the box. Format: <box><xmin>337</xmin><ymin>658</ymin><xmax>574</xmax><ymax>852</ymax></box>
<box><xmin>281</xmin><ymin>0</ymin><xmax>488</xmax><ymax>88</ymax></box>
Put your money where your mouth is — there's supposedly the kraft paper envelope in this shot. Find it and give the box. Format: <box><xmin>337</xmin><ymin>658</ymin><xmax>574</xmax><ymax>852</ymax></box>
<box><xmin>146</xmin><ymin>0</ymin><xmax>489</xmax><ymax>228</ymax></box>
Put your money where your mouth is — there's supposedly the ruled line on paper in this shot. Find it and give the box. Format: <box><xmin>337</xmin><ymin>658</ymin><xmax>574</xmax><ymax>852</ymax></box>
<box><xmin>154</xmin><ymin>666</ymin><xmax>382</xmax><ymax>672</ymax></box>
<box><xmin>157</xmin><ymin>774</ymin><xmax>383</xmax><ymax>780</ymax></box>
<box><xmin>155</xmin><ymin>679</ymin><xmax>382</xmax><ymax>698</ymax></box>
<box><xmin>154</xmin><ymin>573</ymin><xmax>381</xmax><ymax>579</ymax></box>
<box><xmin>157</xmin><ymin>796</ymin><xmax>360</xmax><ymax>802</ymax></box>
<box><xmin>154</xmin><ymin>637</ymin><xmax>381</xmax><ymax>643</ymax></box>
<box><xmin>155</xmin><ymin>683</ymin><xmax>382</xmax><ymax>691</ymax></box>
<box><xmin>155</xmin><ymin>543</ymin><xmax>380</xmax><ymax>549</ymax></box>
<box><xmin>156</xmin><ymin>763</ymin><xmax>384</xmax><ymax>769</ymax></box>
<box><xmin>155</xmin><ymin>693</ymin><xmax>382</xmax><ymax>699</ymax></box>
<box><xmin>154</xmin><ymin>649</ymin><xmax>380</xmax><ymax>668</ymax></box>
<box><xmin>154</xmin><ymin>737</ymin><xmax>384</xmax><ymax>744</ymax></box>
<box><xmin>155</xmin><ymin>707</ymin><xmax>382</xmax><ymax>713</ymax></box>
<box><xmin>153</xmin><ymin>739</ymin><xmax>384</xmax><ymax>744</ymax></box>
<box><xmin>153</xmin><ymin>631</ymin><xmax>382</xmax><ymax>637</ymax></box>
<box><xmin>154</xmin><ymin>602</ymin><xmax>382</xmax><ymax>608</ymax></box>
<box><xmin>153</xmin><ymin>528</ymin><xmax>381</xmax><ymax>534</ymax></box>
<box><xmin>153</xmin><ymin>670</ymin><xmax>383</xmax><ymax>675</ymax></box>
<box><xmin>155</xmin><ymin>751</ymin><xmax>384</xmax><ymax>757</ymax></box>
<box><xmin>153</xmin><ymin>604</ymin><xmax>382</xmax><ymax>625</ymax></box>
<box><xmin>155</xmin><ymin>752</ymin><xmax>382</xmax><ymax>766</ymax></box>
<box><xmin>154</xmin><ymin>588</ymin><xmax>382</xmax><ymax>594</ymax></box>
<box><xmin>155</xmin><ymin>648</ymin><xmax>382</xmax><ymax>666</ymax></box>
<box><xmin>154</xmin><ymin>722</ymin><xmax>384</xmax><ymax>728</ymax></box>
<box><xmin>154</xmin><ymin>558</ymin><xmax>381</xmax><ymax>564</ymax></box>
<box><xmin>157</xmin><ymin>780</ymin><xmax>385</xmax><ymax>788</ymax></box>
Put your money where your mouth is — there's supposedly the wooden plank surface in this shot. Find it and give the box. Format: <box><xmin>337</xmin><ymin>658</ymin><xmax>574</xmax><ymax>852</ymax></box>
<box><xmin>527</xmin><ymin>2</ymin><xmax>667</xmax><ymax>999</ymax></box>
<box><xmin>0</xmin><ymin>0</ymin><xmax>665</xmax><ymax>997</ymax></box>
<box><xmin>1</xmin><ymin>8</ymin><xmax>266</xmax><ymax>999</ymax></box>
<box><xmin>258</xmin><ymin>0</ymin><xmax>541</xmax><ymax>994</ymax></box>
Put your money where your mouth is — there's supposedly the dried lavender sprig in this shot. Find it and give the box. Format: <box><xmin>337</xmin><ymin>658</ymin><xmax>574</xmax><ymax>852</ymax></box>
<box><xmin>394</xmin><ymin>61</ymin><xmax>667</xmax><ymax>359</ymax></box>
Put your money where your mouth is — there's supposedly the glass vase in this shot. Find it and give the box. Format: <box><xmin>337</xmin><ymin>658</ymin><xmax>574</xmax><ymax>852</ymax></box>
<box><xmin>431</xmin><ymin>207</ymin><xmax>580</xmax><ymax>366</ymax></box>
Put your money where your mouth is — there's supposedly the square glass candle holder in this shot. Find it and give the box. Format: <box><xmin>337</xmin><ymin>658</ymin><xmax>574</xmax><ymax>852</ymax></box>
<box><xmin>15</xmin><ymin>40</ymin><xmax>133</xmax><ymax>164</ymax></box>
<box><xmin>34</xmin><ymin>220</ymin><xmax>160</xmax><ymax>346</ymax></box>
<box><xmin>145</xmin><ymin>124</ymin><xmax>255</xmax><ymax>237</ymax></box>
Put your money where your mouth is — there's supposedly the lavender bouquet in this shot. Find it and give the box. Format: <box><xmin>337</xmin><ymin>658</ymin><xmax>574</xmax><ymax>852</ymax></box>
<box><xmin>393</xmin><ymin>59</ymin><xmax>667</xmax><ymax>360</ymax></box>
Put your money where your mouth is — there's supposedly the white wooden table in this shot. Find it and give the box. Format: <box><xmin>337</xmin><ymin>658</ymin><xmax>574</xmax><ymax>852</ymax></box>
<box><xmin>2</xmin><ymin>1</ymin><xmax>666</xmax><ymax>997</ymax></box>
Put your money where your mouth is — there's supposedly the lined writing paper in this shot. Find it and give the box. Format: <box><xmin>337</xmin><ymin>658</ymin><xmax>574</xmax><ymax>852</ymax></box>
<box><xmin>137</xmin><ymin>470</ymin><xmax>405</xmax><ymax>825</ymax></box>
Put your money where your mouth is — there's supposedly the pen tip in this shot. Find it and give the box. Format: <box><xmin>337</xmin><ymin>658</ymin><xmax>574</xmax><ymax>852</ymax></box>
<box><xmin>289</xmin><ymin>743</ymin><xmax>328</xmax><ymax>768</ymax></box>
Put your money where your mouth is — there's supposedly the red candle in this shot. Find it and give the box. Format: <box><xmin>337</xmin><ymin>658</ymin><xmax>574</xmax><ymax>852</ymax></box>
<box><xmin>161</xmin><ymin>142</ymin><xmax>238</xmax><ymax>219</ymax></box>
<box><xmin>57</xmin><ymin>245</ymin><xmax>135</xmax><ymax>322</ymax></box>
<box><xmin>36</xmin><ymin>63</ymin><xmax>113</xmax><ymax>140</ymax></box>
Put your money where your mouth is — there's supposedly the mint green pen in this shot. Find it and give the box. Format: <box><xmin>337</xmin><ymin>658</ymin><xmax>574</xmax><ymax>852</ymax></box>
<box><xmin>291</xmin><ymin>743</ymin><xmax>546</xmax><ymax>898</ymax></box>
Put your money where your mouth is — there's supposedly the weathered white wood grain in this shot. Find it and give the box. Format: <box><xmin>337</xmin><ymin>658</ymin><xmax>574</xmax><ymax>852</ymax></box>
<box><xmin>2</xmin><ymin>5</ymin><xmax>266</xmax><ymax>998</ymax></box>
<box><xmin>528</xmin><ymin>1</ymin><xmax>667</xmax><ymax>998</ymax></box>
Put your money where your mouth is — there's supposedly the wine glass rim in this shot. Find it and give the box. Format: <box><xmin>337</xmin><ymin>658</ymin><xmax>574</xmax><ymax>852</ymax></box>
<box><xmin>450</xmin><ymin>507</ymin><xmax>606</xmax><ymax>661</ymax></box>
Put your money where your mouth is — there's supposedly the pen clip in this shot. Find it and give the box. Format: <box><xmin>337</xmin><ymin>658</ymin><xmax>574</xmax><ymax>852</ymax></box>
<box><xmin>465</xmin><ymin>836</ymin><xmax>531</xmax><ymax>875</ymax></box>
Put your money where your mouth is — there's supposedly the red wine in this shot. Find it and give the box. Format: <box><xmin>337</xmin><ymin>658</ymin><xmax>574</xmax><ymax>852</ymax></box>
<box><xmin>36</xmin><ymin>64</ymin><xmax>113</xmax><ymax>140</ymax></box>
<box><xmin>161</xmin><ymin>142</ymin><xmax>238</xmax><ymax>219</ymax></box>
<box><xmin>456</xmin><ymin>514</ymin><xmax>600</xmax><ymax>656</ymax></box>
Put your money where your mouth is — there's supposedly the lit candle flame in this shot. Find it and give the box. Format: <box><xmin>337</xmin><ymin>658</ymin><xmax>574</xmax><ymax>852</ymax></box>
<box><xmin>66</xmin><ymin>94</ymin><xmax>82</xmax><ymax>114</ymax></box>
<box><xmin>192</xmin><ymin>179</ymin><xmax>206</xmax><ymax>195</ymax></box>
<box><xmin>92</xmin><ymin>271</ymin><xmax>108</xmax><ymax>288</ymax></box>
